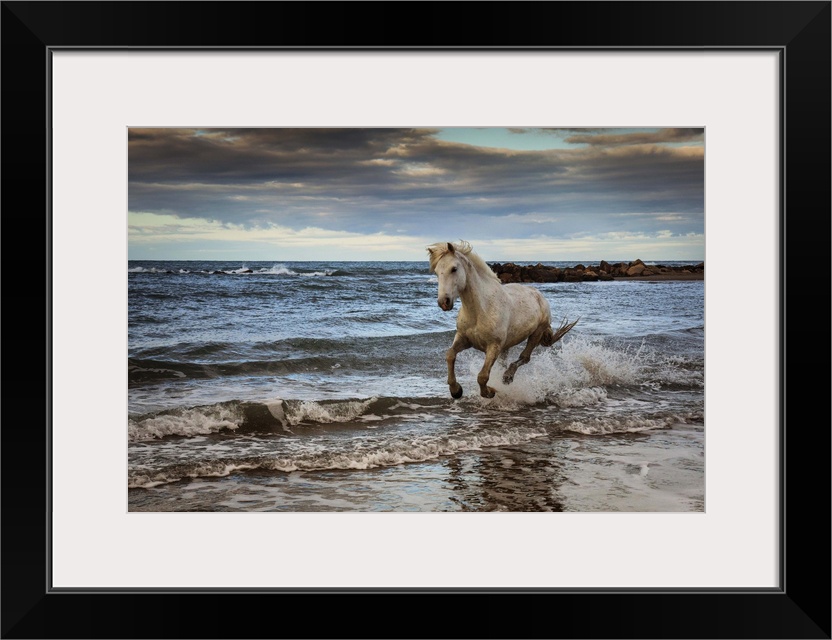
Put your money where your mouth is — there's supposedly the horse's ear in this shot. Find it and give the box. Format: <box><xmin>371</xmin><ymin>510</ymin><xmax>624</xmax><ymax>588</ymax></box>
<box><xmin>447</xmin><ymin>242</ymin><xmax>455</xmax><ymax>254</ymax></box>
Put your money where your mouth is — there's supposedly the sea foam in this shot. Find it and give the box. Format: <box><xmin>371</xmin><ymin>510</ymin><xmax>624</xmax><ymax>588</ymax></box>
<box><xmin>127</xmin><ymin>424</ymin><xmax>547</xmax><ymax>488</ymax></box>
<box><xmin>456</xmin><ymin>335</ymin><xmax>698</xmax><ymax>407</ymax></box>
<box><xmin>128</xmin><ymin>404</ymin><xmax>244</xmax><ymax>441</ymax></box>
<box><xmin>283</xmin><ymin>398</ymin><xmax>376</xmax><ymax>426</ymax></box>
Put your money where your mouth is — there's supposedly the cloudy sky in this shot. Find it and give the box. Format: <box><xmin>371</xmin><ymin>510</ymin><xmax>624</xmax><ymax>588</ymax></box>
<box><xmin>128</xmin><ymin>127</ymin><xmax>704</xmax><ymax>261</ymax></box>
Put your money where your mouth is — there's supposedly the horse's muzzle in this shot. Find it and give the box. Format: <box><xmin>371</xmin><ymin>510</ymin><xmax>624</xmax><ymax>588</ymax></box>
<box><xmin>438</xmin><ymin>297</ymin><xmax>454</xmax><ymax>311</ymax></box>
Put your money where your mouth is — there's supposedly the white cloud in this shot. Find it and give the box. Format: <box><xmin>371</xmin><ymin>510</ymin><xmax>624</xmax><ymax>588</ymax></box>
<box><xmin>128</xmin><ymin>211</ymin><xmax>703</xmax><ymax>261</ymax></box>
<box><xmin>128</xmin><ymin>211</ymin><xmax>433</xmax><ymax>259</ymax></box>
<box><xmin>393</xmin><ymin>163</ymin><xmax>446</xmax><ymax>177</ymax></box>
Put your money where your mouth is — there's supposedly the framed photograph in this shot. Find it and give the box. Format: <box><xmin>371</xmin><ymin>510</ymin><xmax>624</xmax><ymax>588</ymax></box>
<box><xmin>3</xmin><ymin>2</ymin><xmax>829</xmax><ymax>638</ymax></box>
<box><xmin>124</xmin><ymin>124</ymin><xmax>705</xmax><ymax>516</ymax></box>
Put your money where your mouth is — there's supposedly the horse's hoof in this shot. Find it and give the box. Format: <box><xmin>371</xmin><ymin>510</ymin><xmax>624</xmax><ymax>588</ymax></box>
<box><xmin>482</xmin><ymin>387</ymin><xmax>496</xmax><ymax>399</ymax></box>
<box><xmin>450</xmin><ymin>385</ymin><xmax>463</xmax><ymax>399</ymax></box>
<box><xmin>502</xmin><ymin>372</ymin><xmax>514</xmax><ymax>385</ymax></box>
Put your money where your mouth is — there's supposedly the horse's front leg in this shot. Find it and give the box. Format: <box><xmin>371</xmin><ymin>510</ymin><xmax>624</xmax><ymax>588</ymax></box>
<box><xmin>477</xmin><ymin>344</ymin><xmax>502</xmax><ymax>399</ymax></box>
<box><xmin>446</xmin><ymin>333</ymin><xmax>471</xmax><ymax>399</ymax></box>
<box><xmin>503</xmin><ymin>328</ymin><xmax>545</xmax><ymax>385</ymax></box>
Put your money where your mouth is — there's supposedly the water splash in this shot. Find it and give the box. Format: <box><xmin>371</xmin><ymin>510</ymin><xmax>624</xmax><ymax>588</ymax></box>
<box><xmin>456</xmin><ymin>335</ymin><xmax>701</xmax><ymax>407</ymax></box>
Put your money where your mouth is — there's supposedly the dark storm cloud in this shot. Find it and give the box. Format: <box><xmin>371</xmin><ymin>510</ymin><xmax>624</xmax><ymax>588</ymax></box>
<box><xmin>129</xmin><ymin>128</ymin><xmax>437</xmax><ymax>183</ymax></box>
<box><xmin>128</xmin><ymin>127</ymin><xmax>703</xmax><ymax>238</ymax></box>
<box><xmin>521</xmin><ymin>128</ymin><xmax>611</xmax><ymax>134</ymax></box>
<box><xmin>565</xmin><ymin>128</ymin><xmax>704</xmax><ymax>146</ymax></box>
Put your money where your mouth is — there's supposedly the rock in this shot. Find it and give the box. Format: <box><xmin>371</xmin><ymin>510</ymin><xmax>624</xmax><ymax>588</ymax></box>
<box><xmin>488</xmin><ymin>260</ymin><xmax>703</xmax><ymax>283</ymax></box>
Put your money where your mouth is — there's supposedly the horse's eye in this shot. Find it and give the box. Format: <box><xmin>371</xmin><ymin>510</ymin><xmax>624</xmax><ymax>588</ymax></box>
<box><xmin>451</xmin><ymin>267</ymin><xmax>457</xmax><ymax>273</ymax></box>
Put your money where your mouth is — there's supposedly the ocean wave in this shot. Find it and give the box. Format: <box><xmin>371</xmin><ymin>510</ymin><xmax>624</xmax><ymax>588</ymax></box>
<box><xmin>127</xmin><ymin>354</ymin><xmax>397</xmax><ymax>382</ymax></box>
<box><xmin>129</xmin><ymin>263</ymin><xmax>345</xmax><ymax>277</ymax></box>
<box><xmin>128</xmin><ymin>362</ymin><xmax>187</xmax><ymax>381</ymax></box>
<box><xmin>127</xmin><ymin>396</ymin><xmax>452</xmax><ymax>442</ymax></box>
<box><xmin>128</xmin><ymin>266</ymin><xmax>176</xmax><ymax>274</ymax></box>
<box><xmin>127</xmin><ymin>425</ymin><xmax>547</xmax><ymax>488</ymax></box>
<box><xmin>128</xmin><ymin>403</ymin><xmax>246</xmax><ymax>441</ymax></box>
<box><xmin>127</xmin><ymin>376</ymin><xmax>672</xmax><ymax>444</ymax></box>
<box><xmin>128</xmin><ymin>331</ymin><xmax>458</xmax><ymax>381</ymax></box>
<box><xmin>238</xmin><ymin>264</ymin><xmax>344</xmax><ymax>277</ymax></box>
<box><xmin>561</xmin><ymin>415</ymin><xmax>688</xmax><ymax>435</ymax></box>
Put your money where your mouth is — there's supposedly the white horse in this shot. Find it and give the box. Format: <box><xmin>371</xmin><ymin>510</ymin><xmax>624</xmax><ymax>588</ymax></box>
<box><xmin>427</xmin><ymin>241</ymin><xmax>578</xmax><ymax>399</ymax></box>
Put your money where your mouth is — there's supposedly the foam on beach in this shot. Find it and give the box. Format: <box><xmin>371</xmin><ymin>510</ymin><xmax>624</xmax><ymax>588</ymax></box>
<box><xmin>127</xmin><ymin>424</ymin><xmax>548</xmax><ymax>488</ymax></box>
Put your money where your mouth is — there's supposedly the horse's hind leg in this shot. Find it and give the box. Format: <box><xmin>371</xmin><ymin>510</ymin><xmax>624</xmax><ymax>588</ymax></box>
<box><xmin>502</xmin><ymin>329</ymin><xmax>544</xmax><ymax>385</ymax></box>
<box><xmin>446</xmin><ymin>333</ymin><xmax>471</xmax><ymax>399</ymax></box>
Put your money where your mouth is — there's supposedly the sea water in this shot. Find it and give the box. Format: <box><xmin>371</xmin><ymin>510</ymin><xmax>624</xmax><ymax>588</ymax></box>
<box><xmin>127</xmin><ymin>260</ymin><xmax>704</xmax><ymax>512</ymax></box>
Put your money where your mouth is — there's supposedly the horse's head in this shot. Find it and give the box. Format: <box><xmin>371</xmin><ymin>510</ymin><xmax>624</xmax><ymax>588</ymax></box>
<box><xmin>427</xmin><ymin>242</ymin><xmax>468</xmax><ymax>312</ymax></box>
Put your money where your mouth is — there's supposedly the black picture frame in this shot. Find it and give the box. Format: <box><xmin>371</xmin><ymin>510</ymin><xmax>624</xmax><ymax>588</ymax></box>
<box><xmin>2</xmin><ymin>2</ymin><xmax>829</xmax><ymax>638</ymax></box>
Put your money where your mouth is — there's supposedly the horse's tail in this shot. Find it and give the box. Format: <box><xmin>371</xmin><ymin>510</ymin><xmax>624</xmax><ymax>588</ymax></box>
<box><xmin>542</xmin><ymin>317</ymin><xmax>579</xmax><ymax>347</ymax></box>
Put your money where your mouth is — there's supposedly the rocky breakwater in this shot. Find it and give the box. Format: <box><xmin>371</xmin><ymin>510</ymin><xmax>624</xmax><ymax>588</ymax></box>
<box><xmin>489</xmin><ymin>259</ymin><xmax>705</xmax><ymax>283</ymax></box>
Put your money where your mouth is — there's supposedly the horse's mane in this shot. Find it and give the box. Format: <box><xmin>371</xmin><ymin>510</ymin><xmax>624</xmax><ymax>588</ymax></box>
<box><xmin>427</xmin><ymin>240</ymin><xmax>500</xmax><ymax>283</ymax></box>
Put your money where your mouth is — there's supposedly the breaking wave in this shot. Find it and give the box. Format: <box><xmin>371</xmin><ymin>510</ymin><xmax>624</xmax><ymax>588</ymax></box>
<box><xmin>128</xmin><ymin>425</ymin><xmax>548</xmax><ymax>488</ymax></box>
